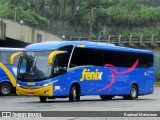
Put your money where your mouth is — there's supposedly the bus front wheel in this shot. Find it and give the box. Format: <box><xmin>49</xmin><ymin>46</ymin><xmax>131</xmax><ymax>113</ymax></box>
<box><xmin>69</xmin><ymin>85</ymin><xmax>80</xmax><ymax>102</ymax></box>
<box><xmin>39</xmin><ymin>96</ymin><xmax>47</xmax><ymax>102</ymax></box>
<box><xmin>0</xmin><ymin>83</ymin><xmax>12</xmax><ymax>96</ymax></box>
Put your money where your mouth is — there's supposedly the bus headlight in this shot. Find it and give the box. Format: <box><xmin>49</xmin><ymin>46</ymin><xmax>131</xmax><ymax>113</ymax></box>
<box><xmin>42</xmin><ymin>80</ymin><xmax>58</xmax><ymax>87</ymax></box>
<box><xmin>17</xmin><ymin>84</ymin><xmax>21</xmax><ymax>87</ymax></box>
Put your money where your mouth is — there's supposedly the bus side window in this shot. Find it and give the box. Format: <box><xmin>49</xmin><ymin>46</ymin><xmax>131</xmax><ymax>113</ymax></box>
<box><xmin>146</xmin><ymin>54</ymin><xmax>153</xmax><ymax>68</ymax></box>
<box><xmin>1</xmin><ymin>52</ymin><xmax>8</xmax><ymax>64</ymax></box>
<box><xmin>70</xmin><ymin>47</ymin><xmax>89</xmax><ymax>67</ymax></box>
<box><xmin>58</xmin><ymin>45</ymin><xmax>74</xmax><ymax>67</ymax></box>
<box><xmin>0</xmin><ymin>51</ymin><xmax>20</xmax><ymax>65</ymax></box>
<box><xmin>137</xmin><ymin>53</ymin><xmax>153</xmax><ymax>68</ymax></box>
<box><xmin>52</xmin><ymin>54</ymin><xmax>68</xmax><ymax>77</ymax></box>
<box><xmin>103</xmin><ymin>50</ymin><xmax>117</xmax><ymax>66</ymax></box>
<box><xmin>121</xmin><ymin>52</ymin><xmax>138</xmax><ymax>68</ymax></box>
<box><xmin>88</xmin><ymin>49</ymin><xmax>103</xmax><ymax>66</ymax></box>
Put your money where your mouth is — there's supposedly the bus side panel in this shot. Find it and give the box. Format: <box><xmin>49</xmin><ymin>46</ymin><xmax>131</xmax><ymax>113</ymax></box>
<box><xmin>0</xmin><ymin>67</ymin><xmax>13</xmax><ymax>84</ymax></box>
<box><xmin>62</xmin><ymin>67</ymin><xmax>137</xmax><ymax>96</ymax></box>
<box><xmin>52</xmin><ymin>73</ymin><xmax>79</xmax><ymax>97</ymax></box>
<box><xmin>53</xmin><ymin>66</ymin><xmax>154</xmax><ymax>97</ymax></box>
<box><xmin>52</xmin><ymin>66</ymin><xmax>107</xmax><ymax>96</ymax></box>
<box><xmin>99</xmin><ymin>68</ymin><xmax>142</xmax><ymax>96</ymax></box>
<box><xmin>144</xmin><ymin>67</ymin><xmax>154</xmax><ymax>95</ymax></box>
<box><xmin>134</xmin><ymin>67</ymin><xmax>154</xmax><ymax>95</ymax></box>
<box><xmin>66</xmin><ymin>67</ymin><xmax>110</xmax><ymax>96</ymax></box>
<box><xmin>7</xmin><ymin>65</ymin><xmax>18</xmax><ymax>78</ymax></box>
<box><xmin>131</xmin><ymin>68</ymin><xmax>145</xmax><ymax>95</ymax></box>
<box><xmin>102</xmin><ymin>68</ymin><xmax>154</xmax><ymax>96</ymax></box>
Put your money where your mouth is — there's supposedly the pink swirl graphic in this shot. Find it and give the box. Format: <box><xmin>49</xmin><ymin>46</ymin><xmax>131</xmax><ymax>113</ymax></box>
<box><xmin>98</xmin><ymin>59</ymin><xmax>139</xmax><ymax>91</ymax></box>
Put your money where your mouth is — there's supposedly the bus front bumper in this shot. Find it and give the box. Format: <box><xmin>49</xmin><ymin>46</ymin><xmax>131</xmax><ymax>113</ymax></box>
<box><xmin>16</xmin><ymin>84</ymin><xmax>53</xmax><ymax>96</ymax></box>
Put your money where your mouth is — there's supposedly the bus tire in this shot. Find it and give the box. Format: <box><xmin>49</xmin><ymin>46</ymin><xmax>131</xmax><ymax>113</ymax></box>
<box><xmin>100</xmin><ymin>95</ymin><xmax>113</xmax><ymax>100</ymax></box>
<box><xmin>0</xmin><ymin>83</ymin><xmax>12</xmax><ymax>96</ymax></box>
<box><xmin>69</xmin><ymin>85</ymin><xmax>79</xmax><ymax>102</ymax></box>
<box><xmin>129</xmin><ymin>84</ymin><xmax>138</xmax><ymax>99</ymax></box>
<box><xmin>39</xmin><ymin>96</ymin><xmax>47</xmax><ymax>102</ymax></box>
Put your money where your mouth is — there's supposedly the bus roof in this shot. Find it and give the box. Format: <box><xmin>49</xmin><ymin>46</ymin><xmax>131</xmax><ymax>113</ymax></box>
<box><xmin>0</xmin><ymin>47</ymin><xmax>23</xmax><ymax>52</ymax></box>
<box><xmin>25</xmin><ymin>41</ymin><xmax>153</xmax><ymax>54</ymax></box>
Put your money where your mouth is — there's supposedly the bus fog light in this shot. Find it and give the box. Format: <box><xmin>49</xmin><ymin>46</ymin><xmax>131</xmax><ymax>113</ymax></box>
<box><xmin>44</xmin><ymin>90</ymin><xmax>50</xmax><ymax>94</ymax></box>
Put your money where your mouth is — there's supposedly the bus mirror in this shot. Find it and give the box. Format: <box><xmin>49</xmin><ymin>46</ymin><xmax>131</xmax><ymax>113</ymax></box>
<box><xmin>48</xmin><ymin>51</ymin><xmax>66</xmax><ymax>64</ymax></box>
<box><xmin>10</xmin><ymin>52</ymin><xmax>22</xmax><ymax>65</ymax></box>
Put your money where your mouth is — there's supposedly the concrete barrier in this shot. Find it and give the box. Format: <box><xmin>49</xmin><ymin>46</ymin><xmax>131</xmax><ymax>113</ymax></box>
<box><xmin>0</xmin><ymin>18</ymin><xmax>62</xmax><ymax>43</ymax></box>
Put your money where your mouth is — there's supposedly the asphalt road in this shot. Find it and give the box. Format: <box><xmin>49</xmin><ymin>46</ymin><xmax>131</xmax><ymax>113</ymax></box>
<box><xmin>0</xmin><ymin>87</ymin><xmax>160</xmax><ymax>120</ymax></box>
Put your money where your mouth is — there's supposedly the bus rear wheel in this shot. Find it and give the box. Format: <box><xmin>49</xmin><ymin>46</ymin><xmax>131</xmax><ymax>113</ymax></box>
<box><xmin>0</xmin><ymin>83</ymin><xmax>12</xmax><ymax>96</ymax></box>
<box><xmin>39</xmin><ymin>96</ymin><xmax>47</xmax><ymax>102</ymax></box>
<box><xmin>69</xmin><ymin>85</ymin><xmax>80</xmax><ymax>102</ymax></box>
<box><xmin>100</xmin><ymin>95</ymin><xmax>113</xmax><ymax>100</ymax></box>
<box><xmin>123</xmin><ymin>84</ymin><xmax>138</xmax><ymax>100</ymax></box>
<box><xmin>129</xmin><ymin>84</ymin><xmax>138</xmax><ymax>99</ymax></box>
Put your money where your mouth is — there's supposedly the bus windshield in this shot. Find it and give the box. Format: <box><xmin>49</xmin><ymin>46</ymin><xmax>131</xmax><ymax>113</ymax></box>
<box><xmin>17</xmin><ymin>51</ymin><xmax>53</xmax><ymax>81</ymax></box>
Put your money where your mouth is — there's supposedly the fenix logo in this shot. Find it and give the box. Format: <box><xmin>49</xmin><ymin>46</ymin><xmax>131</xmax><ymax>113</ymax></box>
<box><xmin>80</xmin><ymin>69</ymin><xmax>103</xmax><ymax>81</ymax></box>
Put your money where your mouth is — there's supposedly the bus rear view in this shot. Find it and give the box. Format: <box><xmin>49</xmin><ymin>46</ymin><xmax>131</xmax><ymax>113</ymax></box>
<box><xmin>15</xmin><ymin>41</ymin><xmax>154</xmax><ymax>102</ymax></box>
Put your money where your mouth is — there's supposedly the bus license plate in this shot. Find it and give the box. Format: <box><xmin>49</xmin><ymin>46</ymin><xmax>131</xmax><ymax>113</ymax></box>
<box><xmin>28</xmin><ymin>92</ymin><xmax>34</xmax><ymax>96</ymax></box>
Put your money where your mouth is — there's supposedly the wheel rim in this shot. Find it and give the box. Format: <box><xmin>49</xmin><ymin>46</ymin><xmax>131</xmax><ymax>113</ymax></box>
<box><xmin>131</xmin><ymin>87</ymin><xmax>136</xmax><ymax>97</ymax></box>
<box><xmin>73</xmin><ymin>89</ymin><xmax>76</xmax><ymax>99</ymax></box>
<box><xmin>1</xmin><ymin>85</ymin><xmax>10</xmax><ymax>95</ymax></box>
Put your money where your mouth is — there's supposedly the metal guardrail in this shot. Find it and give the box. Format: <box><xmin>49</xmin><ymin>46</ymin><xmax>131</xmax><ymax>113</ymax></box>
<box><xmin>69</xmin><ymin>34</ymin><xmax>160</xmax><ymax>46</ymax></box>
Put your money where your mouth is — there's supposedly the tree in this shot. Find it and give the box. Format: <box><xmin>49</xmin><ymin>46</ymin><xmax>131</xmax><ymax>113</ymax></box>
<box><xmin>0</xmin><ymin>0</ymin><xmax>49</xmax><ymax>29</ymax></box>
<box><xmin>10</xmin><ymin>0</ymin><xmax>22</xmax><ymax>21</ymax></box>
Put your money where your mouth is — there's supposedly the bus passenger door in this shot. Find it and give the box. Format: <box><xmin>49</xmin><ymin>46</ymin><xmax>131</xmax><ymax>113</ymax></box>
<box><xmin>52</xmin><ymin>53</ymin><xmax>70</xmax><ymax>96</ymax></box>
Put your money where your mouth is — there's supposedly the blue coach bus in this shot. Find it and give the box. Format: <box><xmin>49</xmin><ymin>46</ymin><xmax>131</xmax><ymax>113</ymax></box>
<box><xmin>0</xmin><ymin>47</ymin><xmax>22</xmax><ymax>95</ymax></box>
<box><xmin>12</xmin><ymin>41</ymin><xmax>154</xmax><ymax>102</ymax></box>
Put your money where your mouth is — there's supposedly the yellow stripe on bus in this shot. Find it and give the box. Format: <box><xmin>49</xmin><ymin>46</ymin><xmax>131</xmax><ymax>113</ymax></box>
<box><xmin>0</xmin><ymin>62</ymin><xmax>16</xmax><ymax>87</ymax></box>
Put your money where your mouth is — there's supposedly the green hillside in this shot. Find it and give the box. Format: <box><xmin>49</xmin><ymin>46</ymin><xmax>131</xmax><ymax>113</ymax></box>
<box><xmin>0</xmin><ymin>0</ymin><xmax>159</xmax><ymax>37</ymax></box>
